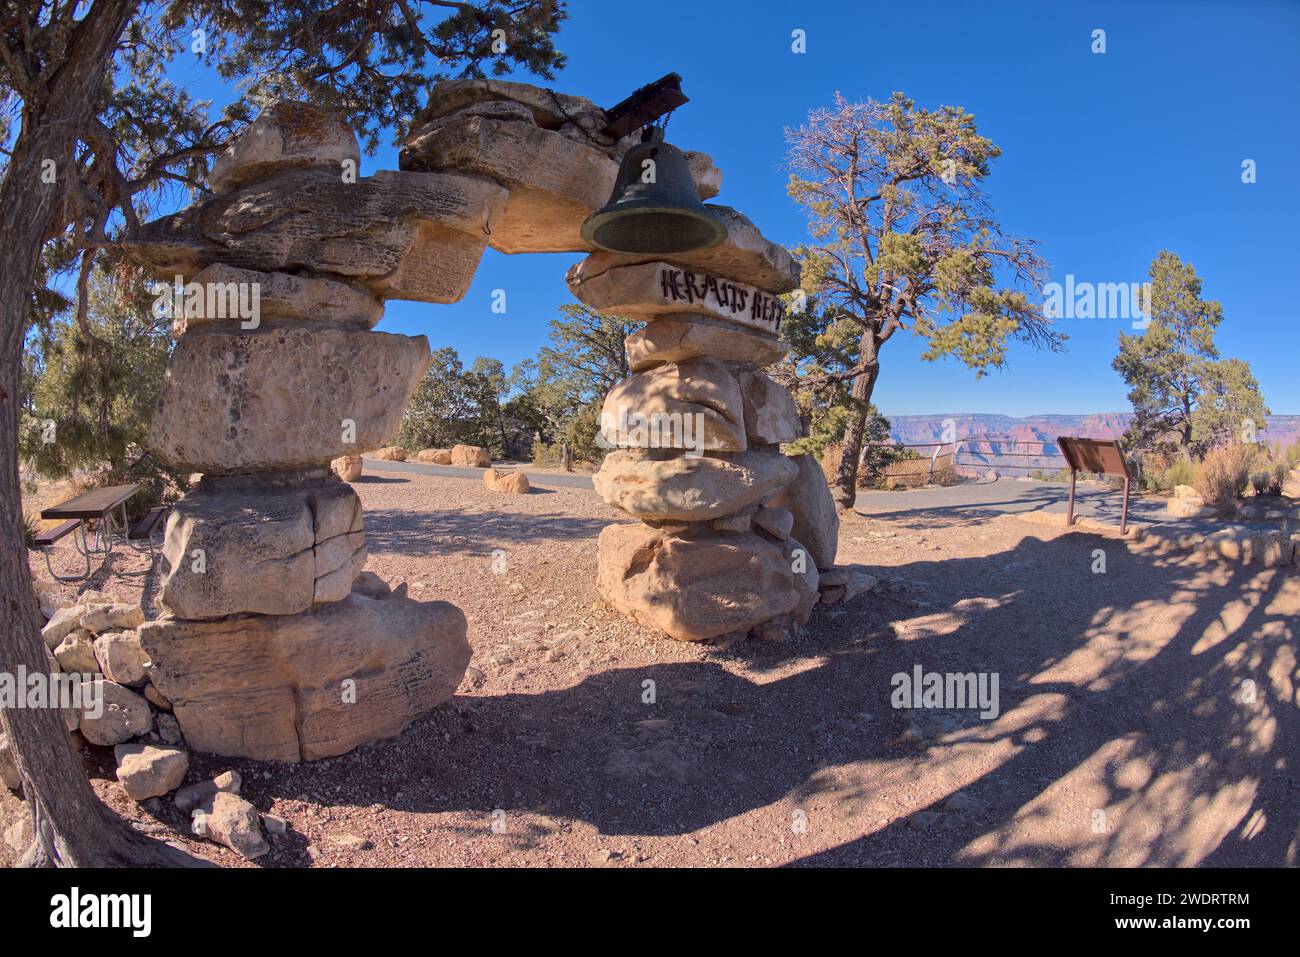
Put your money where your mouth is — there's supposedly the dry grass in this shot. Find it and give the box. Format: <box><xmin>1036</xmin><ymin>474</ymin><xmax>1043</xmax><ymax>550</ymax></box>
<box><xmin>1193</xmin><ymin>443</ymin><xmax>1253</xmax><ymax>508</ymax></box>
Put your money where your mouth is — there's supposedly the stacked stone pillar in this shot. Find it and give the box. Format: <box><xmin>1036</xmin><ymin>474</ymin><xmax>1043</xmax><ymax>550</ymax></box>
<box><xmin>122</xmin><ymin>102</ymin><xmax>498</xmax><ymax>761</ymax></box>
<box><xmin>568</xmin><ymin>209</ymin><xmax>841</xmax><ymax>643</ymax></box>
<box><xmin>119</xmin><ymin>83</ymin><xmax>846</xmax><ymax>766</ymax></box>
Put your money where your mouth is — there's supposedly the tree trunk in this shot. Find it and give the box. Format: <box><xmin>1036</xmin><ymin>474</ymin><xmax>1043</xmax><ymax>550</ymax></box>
<box><xmin>1</xmin><ymin>0</ymin><xmax>200</xmax><ymax>867</ymax></box>
<box><xmin>830</xmin><ymin>333</ymin><xmax>881</xmax><ymax>510</ymax></box>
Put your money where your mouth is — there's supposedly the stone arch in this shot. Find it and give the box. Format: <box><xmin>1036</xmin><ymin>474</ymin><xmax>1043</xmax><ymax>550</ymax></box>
<box><xmin>121</xmin><ymin>82</ymin><xmax>839</xmax><ymax>763</ymax></box>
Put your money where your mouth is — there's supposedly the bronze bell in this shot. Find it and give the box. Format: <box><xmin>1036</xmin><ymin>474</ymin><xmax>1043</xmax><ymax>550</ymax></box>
<box><xmin>581</xmin><ymin>127</ymin><xmax>727</xmax><ymax>254</ymax></box>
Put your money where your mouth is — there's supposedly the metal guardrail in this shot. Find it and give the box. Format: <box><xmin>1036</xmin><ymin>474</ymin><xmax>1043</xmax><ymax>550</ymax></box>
<box><xmin>861</xmin><ymin>435</ymin><xmax>1071</xmax><ymax>482</ymax></box>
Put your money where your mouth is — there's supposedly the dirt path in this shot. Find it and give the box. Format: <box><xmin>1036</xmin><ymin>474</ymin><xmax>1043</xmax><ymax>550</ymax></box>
<box><xmin>6</xmin><ymin>471</ymin><xmax>1296</xmax><ymax>867</ymax></box>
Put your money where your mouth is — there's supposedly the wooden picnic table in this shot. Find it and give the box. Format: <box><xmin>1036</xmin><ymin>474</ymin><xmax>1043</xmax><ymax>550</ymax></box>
<box><xmin>41</xmin><ymin>483</ymin><xmax>140</xmax><ymax>520</ymax></box>
<box><xmin>39</xmin><ymin>483</ymin><xmax>141</xmax><ymax>582</ymax></box>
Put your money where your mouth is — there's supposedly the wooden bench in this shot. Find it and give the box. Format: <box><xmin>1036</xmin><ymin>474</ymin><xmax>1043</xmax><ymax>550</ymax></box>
<box><xmin>128</xmin><ymin>506</ymin><xmax>168</xmax><ymax>541</ymax></box>
<box><xmin>36</xmin><ymin>519</ymin><xmax>91</xmax><ymax>582</ymax></box>
<box><xmin>34</xmin><ymin>519</ymin><xmax>82</xmax><ymax>548</ymax></box>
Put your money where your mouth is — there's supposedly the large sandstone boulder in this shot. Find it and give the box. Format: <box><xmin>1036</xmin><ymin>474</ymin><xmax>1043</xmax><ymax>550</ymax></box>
<box><xmin>41</xmin><ymin>605</ymin><xmax>89</xmax><ymax>648</ymax></box>
<box><xmin>415</xmin><ymin>448</ymin><xmax>452</xmax><ymax>464</ymax></box>
<box><xmin>122</xmin><ymin>168</ymin><xmax>509</xmax><ymax>304</ymax></box>
<box><xmin>209</xmin><ymin>101</ymin><xmax>359</xmax><ymax>193</ymax></box>
<box><xmin>159</xmin><ymin>483</ymin><xmax>364</xmax><ymax>619</ymax></box>
<box><xmin>594</xmin><ymin>449</ymin><xmax>798</xmax><ymax>522</ymax></box>
<box><xmin>406</xmin><ymin>79</ymin><xmax>627</xmax><ymax>158</ymax></box>
<box><xmin>567</xmin><ymin>260</ymin><xmax>788</xmax><ymax>335</ymax></box>
<box><xmin>626</xmin><ymin>314</ymin><xmax>787</xmax><ymax>371</ymax></box>
<box><xmin>738</xmin><ymin>370</ymin><xmax>802</xmax><ymax>445</ymax></box>
<box><xmin>1167</xmin><ymin>494</ymin><xmax>1214</xmax><ymax>518</ymax></box>
<box><xmin>483</xmin><ymin>468</ymin><xmax>530</xmax><ymax>494</ymax></box>
<box><xmin>450</xmin><ymin>444</ymin><xmax>491</xmax><ymax>468</ymax></box>
<box><xmin>173</xmin><ymin>264</ymin><xmax>383</xmax><ymax>334</ymax></box>
<box><xmin>402</xmin><ymin>112</ymin><xmax>619</xmax><ymax>254</ymax></box>
<box><xmin>596</xmin><ymin>524</ymin><xmax>807</xmax><ymax>642</ymax></box>
<box><xmin>371</xmin><ymin>446</ymin><xmax>408</xmax><ymax>462</ymax></box>
<box><xmin>600</xmin><ymin>358</ymin><xmax>747</xmax><ymax>453</ymax></box>
<box><xmin>572</xmin><ymin>207</ymin><xmax>800</xmax><ymax>294</ymax></box>
<box><xmin>767</xmin><ymin>453</ymin><xmax>839</xmax><ymax>569</ymax></box>
<box><xmin>784</xmin><ymin>536</ymin><xmax>821</xmax><ymax>625</ymax></box>
<box><xmin>138</xmin><ymin>593</ymin><xmax>471</xmax><ymax>762</ymax></box>
<box><xmin>332</xmin><ymin>454</ymin><xmax>363</xmax><ymax>481</ymax></box>
<box><xmin>764</xmin><ymin>455</ymin><xmax>837</xmax><ymax>566</ymax></box>
<box><xmin>79</xmin><ymin>603</ymin><xmax>144</xmax><ymax>634</ymax></box>
<box><xmin>149</xmin><ymin>327</ymin><xmax>430</xmax><ymax>472</ymax></box>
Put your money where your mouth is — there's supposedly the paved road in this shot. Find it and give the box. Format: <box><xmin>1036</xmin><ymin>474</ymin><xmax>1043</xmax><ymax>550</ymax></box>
<box><xmin>854</xmin><ymin>477</ymin><xmax>1155</xmax><ymax>521</ymax></box>
<box><xmin>363</xmin><ymin>461</ymin><xmax>1266</xmax><ymax>534</ymax></box>
<box><xmin>852</xmin><ymin>477</ymin><xmax>1279</xmax><ymax>533</ymax></box>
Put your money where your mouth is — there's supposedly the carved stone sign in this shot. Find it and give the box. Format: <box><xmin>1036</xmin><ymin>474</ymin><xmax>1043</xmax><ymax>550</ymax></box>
<box><xmin>565</xmin><ymin>260</ymin><xmax>785</xmax><ymax>335</ymax></box>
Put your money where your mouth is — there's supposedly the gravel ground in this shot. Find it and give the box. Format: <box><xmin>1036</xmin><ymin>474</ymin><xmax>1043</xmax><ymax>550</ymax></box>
<box><xmin>6</xmin><ymin>469</ymin><xmax>1297</xmax><ymax>868</ymax></box>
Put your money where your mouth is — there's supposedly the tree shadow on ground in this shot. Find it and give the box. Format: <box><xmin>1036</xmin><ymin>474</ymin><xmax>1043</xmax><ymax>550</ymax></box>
<box><xmin>257</xmin><ymin>518</ymin><xmax>1297</xmax><ymax>867</ymax></box>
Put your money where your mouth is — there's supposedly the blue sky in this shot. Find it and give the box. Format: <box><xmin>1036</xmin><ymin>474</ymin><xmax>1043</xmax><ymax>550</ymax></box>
<box><xmin>167</xmin><ymin>0</ymin><xmax>1299</xmax><ymax>417</ymax></box>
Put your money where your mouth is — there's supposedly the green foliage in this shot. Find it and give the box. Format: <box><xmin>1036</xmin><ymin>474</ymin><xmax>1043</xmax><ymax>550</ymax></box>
<box><xmin>171</xmin><ymin>0</ymin><xmax>568</xmax><ymax>154</ymax></box>
<box><xmin>1163</xmin><ymin>456</ymin><xmax>1196</xmax><ymax>491</ymax></box>
<box><xmin>19</xmin><ymin>259</ymin><xmax>188</xmax><ymax>520</ymax></box>
<box><xmin>1114</xmin><ymin>252</ymin><xmax>1269</xmax><ymax>458</ymax></box>
<box><xmin>7</xmin><ymin>2</ymin><xmax>572</xmax><ymax>477</ymax></box>
<box><xmin>396</xmin><ymin>348</ymin><xmax>535</xmax><ymax>457</ymax></box>
<box><xmin>22</xmin><ymin>511</ymin><xmax>41</xmax><ymax>551</ymax></box>
<box><xmin>785</xmin><ymin>92</ymin><xmax>1061</xmax><ymax>376</ymax></box>
<box><xmin>384</xmin><ymin>304</ymin><xmax>638</xmax><ymax>466</ymax></box>
<box><xmin>524</xmin><ymin>303</ymin><xmax>640</xmax><ymax>465</ymax></box>
<box><xmin>783</xmin><ymin>92</ymin><xmax>1060</xmax><ymax>500</ymax></box>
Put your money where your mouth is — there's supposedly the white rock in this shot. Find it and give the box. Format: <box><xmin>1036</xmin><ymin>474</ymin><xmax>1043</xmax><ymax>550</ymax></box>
<box><xmin>40</xmin><ymin>605</ymin><xmax>88</xmax><ymax>648</ymax></box>
<box><xmin>174</xmin><ymin>769</ymin><xmax>241</xmax><ymax>813</ymax></box>
<box><xmin>114</xmin><ymin>743</ymin><xmax>189</xmax><ymax>800</ymax></box>
<box><xmin>53</xmin><ymin>629</ymin><xmax>99</xmax><ymax>675</ymax></box>
<box><xmin>192</xmin><ymin>792</ymin><xmax>269</xmax><ymax>859</ymax></box>
<box><xmin>79</xmin><ymin>603</ymin><xmax>144</xmax><ymax>634</ymax></box>
<box><xmin>93</xmin><ymin>631</ymin><xmax>150</xmax><ymax>686</ymax></box>
<box><xmin>78</xmin><ymin>681</ymin><xmax>153</xmax><ymax>746</ymax></box>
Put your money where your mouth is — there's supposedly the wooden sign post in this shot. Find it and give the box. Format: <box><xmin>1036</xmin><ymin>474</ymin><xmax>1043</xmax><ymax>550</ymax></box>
<box><xmin>1057</xmin><ymin>436</ymin><xmax>1137</xmax><ymax>535</ymax></box>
